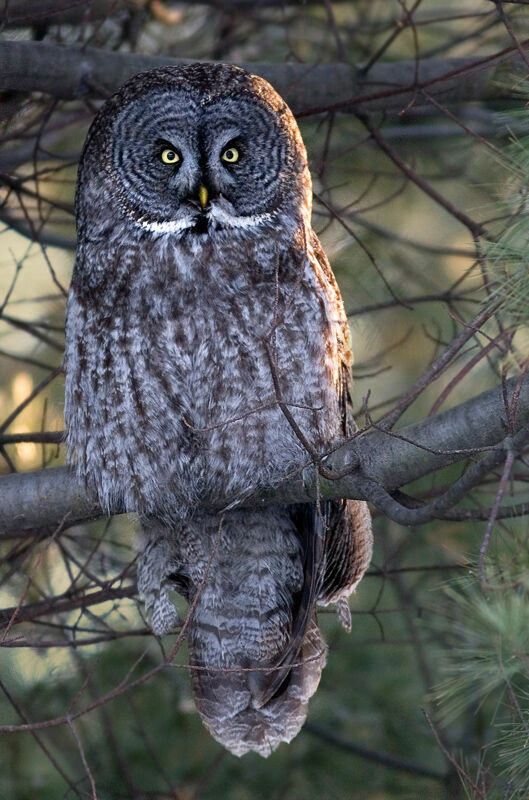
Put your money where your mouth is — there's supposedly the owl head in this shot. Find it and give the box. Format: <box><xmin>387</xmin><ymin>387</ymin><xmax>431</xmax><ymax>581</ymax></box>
<box><xmin>76</xmin><ymin>63</ymin><xmax>312</xmax><ymax>243</ymax></box>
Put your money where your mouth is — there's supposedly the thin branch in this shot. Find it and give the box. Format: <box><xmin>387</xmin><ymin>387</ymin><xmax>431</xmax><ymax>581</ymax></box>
<box><xmin>378</xmin><ymin>302</ymin><xmax>500</xmax><ymax>430</ymax></box>
<box><xmin>423</xmin><ymin>711</ymin><xmax>487</xmax><ymax>799</ymax></box>
<box><xmin>347</xmin><ymin>289</ymin><xmax>479</xmax><ymax>317</ymax></box>
<box><xmin>0</xmin><ymin>367</ymin><xmax>63</xmax><ymax>433</ymax></box>
<box><xmin>306</xmin><ymin>722</ymin><xmax>445</xmax><ymax>780</ymax></box>
<box><xmin>0</xmin><ymin>585</ymin><xmax>137</xmax><ymax>627</ymax></box>
<box><xmin>0</xmin><ymin>679</ymin><xmax>82</xmax><ymax>797</ymax></box>
<box><xmin>478</xmin><ymin>445</ymin><xmax>516</xmax><ymax>588</ymax></box>
<box><xmin>358</xmin><ymin>113</ymin><xmax>484</xmax><ymax>238</ymax></box>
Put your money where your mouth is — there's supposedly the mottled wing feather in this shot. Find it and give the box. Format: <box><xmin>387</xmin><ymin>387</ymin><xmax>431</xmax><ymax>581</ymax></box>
<box><xmin>254</xmin><ymin>236</ymin><xmax>373</xmax><ymax>704</ymax></box>
<box><xmin>320</xmin><ymin>498</ymin><xmax>373</xmax><ymax>604</ymax></box>
<box><xmin>310</xmin><ymin>233</ymin><xmax>373</xmax><ymax>605</ymax></box>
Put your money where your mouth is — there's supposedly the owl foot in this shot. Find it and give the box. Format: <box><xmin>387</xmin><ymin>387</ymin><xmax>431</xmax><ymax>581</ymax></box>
<box><xmin>334</xmin><ymin>597</ymin><xmax>352</xmax><ymax>633</ymax></box>
<box><xmin>137</xmin><ymin>533</ymin><xmax>182</xmax><ymax>635</ymax></box>
<box><xmin>143</xmin><ymin>583</ymin><xmax>181</xmax><ymax>636</ymax></box>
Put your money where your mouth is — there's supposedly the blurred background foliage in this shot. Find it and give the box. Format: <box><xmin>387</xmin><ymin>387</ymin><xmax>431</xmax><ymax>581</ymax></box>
<box><xmin>2</xmin><ymin>1</ymin><xmax>529</xmax><ymax>798</ymax></box>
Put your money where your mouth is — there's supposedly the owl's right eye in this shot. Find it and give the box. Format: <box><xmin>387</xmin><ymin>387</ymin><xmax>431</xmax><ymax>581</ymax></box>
<box><xmin>160</xmin><ymin>148</ymin><xmax>181</xmax><ymax>165</ymax></box>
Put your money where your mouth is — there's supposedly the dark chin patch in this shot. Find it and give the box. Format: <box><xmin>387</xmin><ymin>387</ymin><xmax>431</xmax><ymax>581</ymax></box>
<box><xmin>191</xmin><ymin>215</ymin><xmax>209</xmax><ymax>235</ymax></box>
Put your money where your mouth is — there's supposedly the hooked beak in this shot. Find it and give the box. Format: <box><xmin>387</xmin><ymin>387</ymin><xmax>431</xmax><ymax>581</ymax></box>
<box><xmin>198</xmin><ymin>185</ymin><xmax>209</xmax><ymax>209</ymax></box>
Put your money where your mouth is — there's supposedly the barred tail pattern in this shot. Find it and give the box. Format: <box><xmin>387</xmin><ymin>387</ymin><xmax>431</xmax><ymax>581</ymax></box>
<box><xmin>189</xmin><ymin>618</ymin><xmax>327</xmax><ymax>757</ymax></box>
<box><xmin>138</xmin><ymin>501</ymin><xmax>372</xmax><ymax>757</ymax></box>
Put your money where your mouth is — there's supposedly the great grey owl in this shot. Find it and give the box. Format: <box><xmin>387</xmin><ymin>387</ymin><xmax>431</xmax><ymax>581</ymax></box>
<box><xmin>64</xmin><ymin>63</ymin><xmax>372</xmax><ymax>757</ymax></box>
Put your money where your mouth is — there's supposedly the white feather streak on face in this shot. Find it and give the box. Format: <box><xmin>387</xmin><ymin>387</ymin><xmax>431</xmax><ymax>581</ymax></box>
<box><xmin>209</xmin><ymin>203</ymin><xmax>276</xmax><ymax>229</ymax></box>
<box><xmin>135</xmin><ymin>202</ymin><xmax>278</xmax><ymax>236</ymax></box>
<box><xmin>138</xmin><ymin>217</ymin><xmax>195</xmax><ymax>234</ymax></box>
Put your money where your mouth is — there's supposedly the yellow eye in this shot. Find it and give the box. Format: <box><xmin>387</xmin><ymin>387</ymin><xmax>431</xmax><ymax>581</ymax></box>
<box><xmin>221</xmin><ymin>146</ymin><xmax>239</xmax><ymax>164</ymax></box>
<box><xmin>160</xmin><ymin>148</ymin><xmax>180</xmax><ymax>165</ymax></box>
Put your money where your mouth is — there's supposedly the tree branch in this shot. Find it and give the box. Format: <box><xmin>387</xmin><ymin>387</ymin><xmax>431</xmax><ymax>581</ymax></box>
<box><xmin>0</xmin><ymin>0</ymin><xmax>356</xmax><ymax>27</ymax></box>
<box><xmin>1</xmin><ymin>374</ymin><xmax>528</xmax><ymax>535</ymax></box>
<box><xmin>0</xmin><ymin>585</ymin><xmax>137</xmax><ymax>627</ymax></box>
<box><xmin>306</xmin><ymin>723</ymin><xmax>445</xmax><ymax>780</ymax></box>
<box><xmin>0</xmin><ymin>40</ymin><xmax>527</xmax><ymax>115</ymax></box>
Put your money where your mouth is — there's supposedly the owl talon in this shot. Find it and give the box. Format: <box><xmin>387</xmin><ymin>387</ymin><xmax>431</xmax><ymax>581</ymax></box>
<box><xmin>335</xmin><ymin>597</ymin><xmax>352</xmax><ymax>633</ymax></box>
<box><xmin>148</xmin><ymin>586</ymin><xmax>181</xmax><ymax>636</ymax></box>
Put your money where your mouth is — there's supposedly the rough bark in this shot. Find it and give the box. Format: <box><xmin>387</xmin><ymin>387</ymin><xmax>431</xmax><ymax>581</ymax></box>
<box><xmin>0</xmin><ymin>0</ymin><xmax>354</xmax><ymax>26</ymax></box>
<box><xmin>0</xmin><ymin>40</ymin><xmax>527</xmax><ymax>115</ymax></box>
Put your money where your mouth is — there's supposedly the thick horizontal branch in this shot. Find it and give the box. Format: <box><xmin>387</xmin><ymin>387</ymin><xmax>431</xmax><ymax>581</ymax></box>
<box><xmin>1</xmin><ymin>374</ymin><xmax>528</xmax><ymax>535</ymax></box>
<box><xmin>1</xmin><ymin>0</ymin><xmax>131</xmax><ymax>25</ymax></box>
<box><xmin>0</xmin><ymin>41</ymin><xmax>527</xmax><ymax>115</ymax></box>
<box><xmin>0</xmin><ymin>0</ymin><xmax>523</xmax><ymax>30</ymax></box>
<box><xmin>1</xmin><ymin>0</ymin><xmax>352</xmax><ymax>27</ymax></box>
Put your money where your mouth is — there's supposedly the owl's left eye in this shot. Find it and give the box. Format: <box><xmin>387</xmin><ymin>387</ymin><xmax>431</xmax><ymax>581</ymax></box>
<box><xmin>160</xmin><ymin>148</ymin><xmax>181</xmax><ymax>165</ymax></box>
<box><xmin>221</xmin><ymin>146</ymin><xmax>239</xmax><ymax>164</ymax></box>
